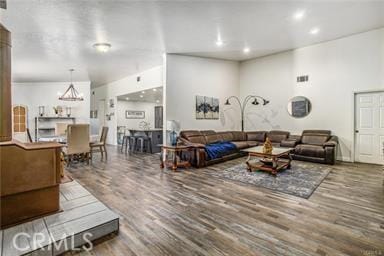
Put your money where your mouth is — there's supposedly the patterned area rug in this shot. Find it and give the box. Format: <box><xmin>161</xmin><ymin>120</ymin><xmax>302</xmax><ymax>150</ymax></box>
<box><xmin>210</xmin><ymin>161</ymin><xmax>332</xmax><ymax>199</ymax></box>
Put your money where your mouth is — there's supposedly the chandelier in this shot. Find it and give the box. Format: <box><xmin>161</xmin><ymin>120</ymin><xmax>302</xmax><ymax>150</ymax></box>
<box><xmin>59</xmin><ymin>69</ymin><xmax>84</xmax><ymax>101</ymax></box>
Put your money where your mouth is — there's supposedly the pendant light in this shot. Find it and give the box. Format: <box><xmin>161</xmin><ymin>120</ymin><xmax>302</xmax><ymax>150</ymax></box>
<box><xmin>59</xmin><ymin>69</ymin><xmax>84</xmax><ymax>101</ymax></box>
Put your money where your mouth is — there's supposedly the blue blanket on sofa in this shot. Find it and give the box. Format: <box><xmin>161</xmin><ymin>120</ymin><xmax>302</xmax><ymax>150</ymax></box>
<box><xmin>205</xmin><ymin>141</ymin><xmax>237</xmax><ymax>160</ymax></box>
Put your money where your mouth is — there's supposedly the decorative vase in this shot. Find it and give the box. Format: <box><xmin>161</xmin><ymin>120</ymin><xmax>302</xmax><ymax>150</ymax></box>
<box><xmin>38</xmin><ymin>106</ymin><xmax>45</xmax><ymax>117</ymax></box>
<box><xmin>263</xmin><ymin>137</ymin><xmax>273</xmax><ymax>154</ymax></box>
<box><xmin>170</xmin><ymin>131</ymin><xmax>177</xmax><ymax>146</ymax></box>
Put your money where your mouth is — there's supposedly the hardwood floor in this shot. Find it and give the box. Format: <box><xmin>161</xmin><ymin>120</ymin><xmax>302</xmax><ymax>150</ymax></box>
<box><xmin>66</xmin><ymin>146</ymin><xmax>384</xmax><ymax>256</ymax></box>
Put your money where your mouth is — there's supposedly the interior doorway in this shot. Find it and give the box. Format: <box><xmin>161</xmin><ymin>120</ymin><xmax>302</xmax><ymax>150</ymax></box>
<box><xmin>354</xmin><ymin>91</ymin><xmax>384</xmax><ymax>164</ymax></box>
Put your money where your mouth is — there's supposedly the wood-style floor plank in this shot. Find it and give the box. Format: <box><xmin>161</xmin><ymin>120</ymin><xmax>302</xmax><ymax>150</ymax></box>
<box><xmin>65</xmin><ymin>146</ymin><xmax>384</xmax><ymax>256</ymax></box>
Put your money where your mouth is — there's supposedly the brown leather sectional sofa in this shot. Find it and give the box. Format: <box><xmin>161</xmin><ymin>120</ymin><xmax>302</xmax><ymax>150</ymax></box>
<box><xmin>178</xmin><ymin>130</ymin><xmax>338</xmax><ymax>167</ymax></box>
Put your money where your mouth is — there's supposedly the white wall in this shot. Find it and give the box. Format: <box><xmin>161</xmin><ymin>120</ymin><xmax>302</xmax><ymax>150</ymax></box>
<box><xmin>166</xmin><ymin>54</ymin><xmax>241</xmax><ymax>131</ymax></box>
<box><xmin>12</xmin><ymin>81</ymin><xmax>91</xmax><ymax>141</ymax></box>
<box><xmin>93</xmin><ymin>66</ymin><xmax>163</xmax><ymax>145</ymax></box>
<box><xmin>117</xmin><ymin>100</ymin><xmax>161</xmax><ymax>129</ymax></box>
<box><xmin>240</xmin><ymin>28</ymin><xmax>384</xmax><ymax>161</ymax></box>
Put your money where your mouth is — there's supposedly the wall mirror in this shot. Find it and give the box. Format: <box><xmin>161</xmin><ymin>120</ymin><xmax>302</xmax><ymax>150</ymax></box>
<box><xmin>287</xmin><ymin>96</ymin><xmax>311</xmax><ymax>118</ymax></box>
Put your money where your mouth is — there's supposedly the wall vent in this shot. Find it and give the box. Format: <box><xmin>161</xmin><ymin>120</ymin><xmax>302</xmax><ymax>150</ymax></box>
<box><xmin>297</xmin><ymin>75</ymin><xmax>309</xmax><ymax>83</ymax></box>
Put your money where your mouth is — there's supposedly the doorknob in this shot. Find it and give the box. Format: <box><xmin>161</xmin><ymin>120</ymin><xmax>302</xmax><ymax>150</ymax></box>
<box><xmin>355</xmin><ymin>130</ymin><xmax>359</xmax><ymax>133</ymax></box>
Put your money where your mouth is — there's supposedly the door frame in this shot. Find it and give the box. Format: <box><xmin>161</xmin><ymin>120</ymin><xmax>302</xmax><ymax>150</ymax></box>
<box><xmin>352</xmin><ymin>89</ymin><xmax>384</xmax><ymax>163</ymax></box>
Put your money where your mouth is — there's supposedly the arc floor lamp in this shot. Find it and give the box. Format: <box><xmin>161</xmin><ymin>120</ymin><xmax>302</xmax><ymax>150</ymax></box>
<box><xmin>224</xmin><ymin>95</ymin><xmax>270</xmax><ymax>131</ymax></box>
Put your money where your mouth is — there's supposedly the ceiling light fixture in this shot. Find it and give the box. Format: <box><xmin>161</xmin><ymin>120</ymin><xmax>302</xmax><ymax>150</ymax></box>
<box><xmin>243</xmin><ymin>47</ymin><xmax>250</xmax><ymax>54</ymax></box>
<box><xmin>140</xmin><ymin>95</ymin><xmax>144</xmax><ymax>98</ymax></box>
<box><xmin>59</xmin><ymin>69</ymin><xmax>84</xmax><ymax>101</ymax></box>
<box><xmin>141</xmin><ymin>91</ymin><xmax>145</xmax><ymax>94</ymax></box>
<box><xmin>153</xmin><ymin>88</ymin><xmax>157</xmax><ymax>92</ymax></box>
<box><xmin>309</xmin><ymin>27</ymin><xmax>320</xmax><ymax>35</ymax></box>
<box><xmin>156</xmin><ymin>100</ymin><xmax>160</xmax><ymax>103</ymax></box>
<box><xmin>216</xmin><ymin>40</ymin><xmax>224</xmax><ymax>47</ymax></box>
<box><xmin>126</xmin><ymin>97</ymin><xmax>130</xmax><ymax>100</ymax></box>
<box><xmin>293</xmin><ymin>10</ymin><xmax>306</xmax><ymax>21</ymax></box>
<box><xmin>93</xmin><ymin>43</ymin><xmax>111</xmax><ymax>53</ymax></box>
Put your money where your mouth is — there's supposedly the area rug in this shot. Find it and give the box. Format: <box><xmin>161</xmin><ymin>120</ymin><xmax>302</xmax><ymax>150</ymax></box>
<box><xmin>210</xmin><ymin>161</ymin><xmax>332</xmax><ymax>199</ymax></box>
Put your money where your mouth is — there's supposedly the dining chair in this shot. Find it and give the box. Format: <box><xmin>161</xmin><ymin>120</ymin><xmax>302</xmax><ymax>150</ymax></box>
<box><xmin>90</xmin><ymin>126</ymin><xmax>109</xmax><ymax>160</ymax></box>
<box><xmin>62</xmin><ymin>124</ymin><xmax>90</xmax><ymax>166</ymax></box>
<box><xmin>55</xmin><ymin>123</ymin><xmax>68</xmax><ymax>136</ymax></box>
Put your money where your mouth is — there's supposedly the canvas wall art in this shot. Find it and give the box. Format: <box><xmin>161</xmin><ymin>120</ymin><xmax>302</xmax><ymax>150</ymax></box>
<box><xmin>195</xmin><ymin>96</ymin><xmax>219</xmax><ymax>120</ymax></box>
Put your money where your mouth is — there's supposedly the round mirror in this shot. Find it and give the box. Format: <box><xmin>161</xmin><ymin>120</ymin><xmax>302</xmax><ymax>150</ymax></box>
<box><xmin>287</xmin><ymin>96</ymin><xmax>311</xmax><ymax>118</ymax></box>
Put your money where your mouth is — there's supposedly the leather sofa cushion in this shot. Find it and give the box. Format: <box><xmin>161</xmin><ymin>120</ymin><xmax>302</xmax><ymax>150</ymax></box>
<box><xmin>201</xmin><ymin>130</ymin><xmax>216</xmax><ymax>135</ymax></box>
<box><xmin>246</xmin><ymin>131</ymin><xmax>267</xmax><ymax>142</ymax></box>
<box><xmin>188</xmin><ymin>135</ymin><xmax>207</xmax><ymax>144</ymax></box>
<box><xmin>232</xmin><ymin>131</ymin><xmax>247</xmax><ymax>141</ymax></box>
<box><xmin>218</xmin><ymin>132</ymin><xmax>234</xmax><ymax>141</ymax></box>
<box><xmin>268</xmin><ymin>134</ymin><xmax>288</xmax><ymax>143</ymax></box>
<box><xmin>205</xmin><ymin>134</ymin><xmax>223</xmax><ymax>144</ymax></box>
<box><xmin>180</xmin><ymin>130</ymin><xmax>201</xmax><ymax>139</ymax></box>
<box><xmin>267</xmin><ymin>131</ymin><xmax>289</xmax><ymax>143</ymax></box>
<box><xmin>295</xmin><ymin>144</ymin><xmax>325</xmax><ymax>158</ymax></box>
<box><xmin>302</xmin><ymin>134</ymin><xmax>329</xmax><ymax>146</ymax></box>
<box><xmin>232</xmin><ymin>141</ymin><xmax>249</xmax><ymax>149</ymax></box>
<box><xmin>280</xmin><ymin>140</ymin><xmax>297</xmax><ymax>148</ymax></box>
<box><xmin>246</xmin><ymin>141</ymin><xmax>258</xmax><ymax>147</ymax></box>
<box><xmin>303</xmin><ymin>130</ymin><xmax>331</xmax><ymax>136</ymax></box>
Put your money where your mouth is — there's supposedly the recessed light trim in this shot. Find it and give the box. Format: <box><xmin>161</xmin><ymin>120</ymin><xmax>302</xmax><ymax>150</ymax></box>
<box><xmin>93</xmin><ymin>43</ymin><xmax>112</xmax><ymax>53</ymax></box>
<box><xmin>309</xmin><ymin>27</ymin><xmax>320</xmax><ymax>35</ymax></box>
<box><xmin>293</xmin><ymin>10</ymin><xmax>306</xmax><ymax>21</ymax></box>
<box><xmin>216</xmin><ymin>40</ymin><xmax>224</xmax><ymax>47</ymax></box>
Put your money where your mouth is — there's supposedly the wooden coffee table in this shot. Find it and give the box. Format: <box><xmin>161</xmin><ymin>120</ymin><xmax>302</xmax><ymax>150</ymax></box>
<box><xmin>242</xmin><ymin>146</ymin><xmax>293</xmax><ymax>175</ymax></box>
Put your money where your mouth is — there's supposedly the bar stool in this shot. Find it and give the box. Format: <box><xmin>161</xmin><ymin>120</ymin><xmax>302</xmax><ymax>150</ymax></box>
<box><xmin>136</xmin><ymin>136</ymin><xmax>152</xmax><ymax>153</ymax></box>
<box><xmin>121</xmin><ymin>129</ymin><xmax>134</xmax><ymax>153</ymax></box>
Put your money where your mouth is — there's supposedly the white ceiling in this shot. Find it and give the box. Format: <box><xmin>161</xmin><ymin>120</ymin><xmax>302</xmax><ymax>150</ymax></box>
<box><xmin>1</xmin><ymin>0</ymin><xmax>384</xmax><ymax>87</ymax></box>
<box><xmin>117</xmin><ymin>86</ymin><xmax>163</xmax><ymax>104</ymax></box>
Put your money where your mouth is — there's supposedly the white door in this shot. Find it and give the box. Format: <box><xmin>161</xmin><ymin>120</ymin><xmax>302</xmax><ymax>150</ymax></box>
<box><xmin>354</xmin><ymin>92</ymin><xmax>384</xmax><ymax>164</ymax></box>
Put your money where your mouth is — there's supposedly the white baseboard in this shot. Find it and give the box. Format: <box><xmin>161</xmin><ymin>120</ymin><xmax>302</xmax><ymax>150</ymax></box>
<box><xmin>337</xmin><ymin>156</ymin><xmax>352</xmax><ymax>162</ymax></box>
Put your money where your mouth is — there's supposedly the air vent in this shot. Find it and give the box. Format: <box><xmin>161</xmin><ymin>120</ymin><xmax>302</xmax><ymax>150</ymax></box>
<box><xmin>137</xmin><ymin>76</ymin><xmax>141</xmax><ymax>82</ymax></box>
<box><xmin>0</xmin><ymin>0</ymin><xmax>6</xmax><ymax>9</ymax></box>
<box><xmin>297</xmin><ymin>75</ymin><xmax>309</xmax><ymax>83</ymax></box>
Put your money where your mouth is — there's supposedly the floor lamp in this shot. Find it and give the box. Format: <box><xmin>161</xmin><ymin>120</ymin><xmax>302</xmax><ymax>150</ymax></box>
<box><xmin>224</xmin><ymin>95</ymin><xmax>270</xmax><ymax>132</ymax></box>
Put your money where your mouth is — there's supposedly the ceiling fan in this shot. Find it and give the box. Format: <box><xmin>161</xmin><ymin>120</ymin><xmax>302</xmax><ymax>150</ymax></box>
<box><xmin>0</xmin><ymin>0</ymin><xmax>6</xmax><ymax>9</ymax></box>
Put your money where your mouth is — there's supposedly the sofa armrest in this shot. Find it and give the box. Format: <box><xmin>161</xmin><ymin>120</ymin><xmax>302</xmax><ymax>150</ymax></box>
<box><xmin>281</xmin><ymin>139</ymin><xmax>298</xmax><ymax>148</ymax></box>
<box><xmin>323</xmin><ymin>136</ymin><xmax>338</xmax><ymax>148</ymax></box>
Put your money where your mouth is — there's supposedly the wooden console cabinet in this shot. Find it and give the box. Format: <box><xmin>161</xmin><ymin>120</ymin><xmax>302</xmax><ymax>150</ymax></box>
<box><xmin>0</xmin><ymin>140</ymin><xmax>62</xmax><ymax>228</ymax></box>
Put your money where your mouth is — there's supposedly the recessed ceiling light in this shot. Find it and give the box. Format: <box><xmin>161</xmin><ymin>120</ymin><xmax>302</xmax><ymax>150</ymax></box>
<box><xmin>293</xmin><ymin>10</ymin><xmax>306</xmax><ymax>21</ymax></box>
<box><xmin>141</xmin><ymin>91</ymin><xmax>145</xmax><ymax>94</ymax></box>
<box><xmin>216</xmin><ymin>40</ymin><xmax>224</xmax><ymax>47</ymax></box>
<box><xmin>309</xmin><ymin>27</ymin><xmax>320</xmax><ymax>35</ymax></box>
<box><xmin>140</xmin><ymin>95</ymin><xmax>144</xmax><ymax>98</ymax></box>
<box><xmin>243</xmin><ymin>47</ymin><xmax>250</xmax><ymax>54</ymax></box>
<box><xmin>156</xmin><ymin>100</ymin><xmax>160</xmax><ymax>103</ymax></box>
<box><xmin>153</xmin><ymin>88</ymin><xmax>157</xmax><ymax>92</ymax></box>
<box><xmin>126</xmin><ymin>97</ymin><xmax>129</xmax><ymax>100</ymax></box>
<box><xmin>93</xmin><ymin>43</ymin><xmax>112</xmax><ymax>53</ymax></box>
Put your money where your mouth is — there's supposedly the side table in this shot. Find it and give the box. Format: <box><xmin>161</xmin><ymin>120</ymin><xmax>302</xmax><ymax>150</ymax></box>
<box><xmin>159</xmin><ymin>145</ymin><xmax>194</xmax><ymax>171</ymax></box>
